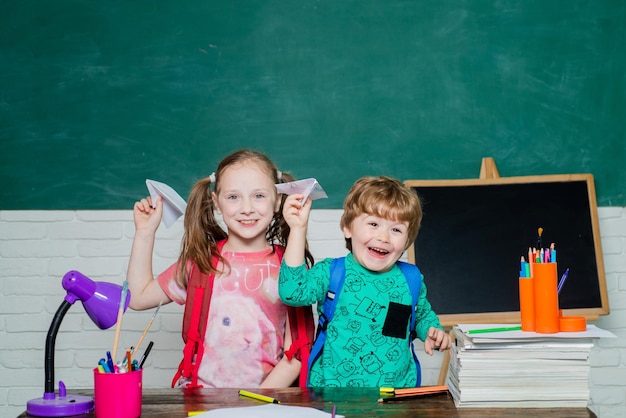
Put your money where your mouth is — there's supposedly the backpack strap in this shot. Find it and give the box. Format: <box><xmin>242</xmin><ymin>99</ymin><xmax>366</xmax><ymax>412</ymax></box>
<box><xmin>398</xmin><ymin>260</ymin><xmax>423</xmax><ymax>387</ymax></box>
<box><xmin>276</xmin><ymin>245</ymin><xmax>315</xmax><ymax>388</ymax></box>
<box><xmin>284</xmin><ymin>304</ymin><xmax>315</xmax><ymax>387</ymax></box>
<box><xmin>171</xmin><ymin>240</ymin><xmax>225</xmax><ymax>388</ymax></box>
<box><xmin>307</xmin><ymin>257</ymin><xmax>346</xmax><ymax>385</ymax></box>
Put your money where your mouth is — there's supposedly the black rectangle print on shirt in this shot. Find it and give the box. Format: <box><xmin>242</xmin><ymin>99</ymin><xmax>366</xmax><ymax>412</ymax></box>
<box><xmin>382</xmin><ymin>302</ymin><xmax>411</xmax><ymax>338</ymax></box>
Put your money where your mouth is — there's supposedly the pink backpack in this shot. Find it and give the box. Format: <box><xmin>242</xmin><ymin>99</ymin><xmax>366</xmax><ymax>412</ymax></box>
<box><xmin>172</xmin><ymin>240</ymin><xmax>315</xmax><ymax>388</ymax></box>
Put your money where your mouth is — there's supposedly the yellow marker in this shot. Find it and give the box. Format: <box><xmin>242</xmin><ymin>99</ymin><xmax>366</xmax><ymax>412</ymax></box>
<box><xmin>238</xmin><ymin>389</ymin><xmax>280</xmax><ymax>404</ymax></box>
<box><xmin>187</xmin><ymin>412</ymin><xmax>206</xmax><ymax>417</ymax></box>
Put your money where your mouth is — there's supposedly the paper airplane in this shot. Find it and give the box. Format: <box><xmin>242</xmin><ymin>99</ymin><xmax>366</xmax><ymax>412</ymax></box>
<box><xmin>275</xmin><ymin>178</ymin><xmax>328</xmax><ymax>203</ymax></box>
<box><xmin>145</xmin><ymin>179</ymin><xmax>187</xmax><ymax>228</ymax></box>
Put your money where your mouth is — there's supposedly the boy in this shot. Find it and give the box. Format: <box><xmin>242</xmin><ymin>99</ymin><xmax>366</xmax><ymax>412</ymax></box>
<box><xmin>279</xmin><ymin>175</ymin><xmax>450</xmax><ymax>387</ymax></box>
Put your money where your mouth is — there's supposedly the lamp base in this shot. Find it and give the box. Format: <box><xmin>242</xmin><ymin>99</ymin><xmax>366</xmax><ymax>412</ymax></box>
<box><xmin>26</xmin><ymin>381</ymin><xmax>93</xmax><ymax>417</ymax></box>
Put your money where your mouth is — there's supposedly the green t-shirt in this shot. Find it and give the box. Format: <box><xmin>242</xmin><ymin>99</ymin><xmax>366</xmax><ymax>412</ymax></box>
<box><xmin>278</xmin><ymin>253</ymin><xmax>443</xmax><ymax>387</ymax></box>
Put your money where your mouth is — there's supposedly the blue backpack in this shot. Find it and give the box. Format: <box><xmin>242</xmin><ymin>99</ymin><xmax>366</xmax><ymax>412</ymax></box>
<box><xmin>307</xmin><ymin>257</ymin><xmax>423</xmax><ymax>387</ymax></box>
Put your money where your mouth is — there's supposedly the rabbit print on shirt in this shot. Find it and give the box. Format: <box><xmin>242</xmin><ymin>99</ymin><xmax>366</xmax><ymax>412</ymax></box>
<box><xmin>199</xmin><ymin>294</ymin><xmax>278</xmax><ymax>386</ymax></box>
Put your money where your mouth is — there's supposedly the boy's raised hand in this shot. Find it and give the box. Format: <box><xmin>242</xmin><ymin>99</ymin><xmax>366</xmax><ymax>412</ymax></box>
<box><xmin>133</xmin><ymin>195</ymin><xmax>163</xmax><ymax>233</ymax></box>
<box><xmin>282</xmin><ymin>194</ymin><xmax>312</xmax><ymax>267</ymax></box>
<box><xmin>282</xmin><ymin>194</ymin><xmax>312</xmax><ymax>230</ymax></box>
<box><xmin>424</xmin><ymin>327</ymin><xmax>452</xmax><ymax>355</ymax></box>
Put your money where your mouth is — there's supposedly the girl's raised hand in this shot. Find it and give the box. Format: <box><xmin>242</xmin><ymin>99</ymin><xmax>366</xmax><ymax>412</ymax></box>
<box><xmin>282</xmin><ymin>194</ymin><xmax>312</xmax><ymax>229</ymax></box>
<box><xmin>133</xmin><ymin>195</ymin><xmax>163</xmax><ymax>233</ymax></box>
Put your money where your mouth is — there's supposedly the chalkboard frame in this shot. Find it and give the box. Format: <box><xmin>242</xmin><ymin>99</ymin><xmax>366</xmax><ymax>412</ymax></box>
<box><xmin>405</xmin><ymin>173</ymin><xmax>609</xmax><ymax>328</ymax></box>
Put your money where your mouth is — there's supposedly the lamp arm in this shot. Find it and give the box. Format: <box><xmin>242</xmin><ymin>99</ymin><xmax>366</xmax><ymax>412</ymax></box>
<box><xmin>44</xmin><ymin>300</ymin><xmax>72</xmax><ymax>395</ymax></box>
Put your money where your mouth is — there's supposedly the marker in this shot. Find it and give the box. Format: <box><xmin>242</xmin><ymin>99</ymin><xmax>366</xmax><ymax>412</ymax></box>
<box><xmin>238</xmin><ymin>389</ymin><xmax>280</xmax><ymax>404</ymax></box>
<box><xmin>106</xmin><ymin>351</ymin><xmax>115</xmax><ymax>372</ymax></box>
<box><xmin>377</xmin><ymin>386</ymin><xmax>449</xmax><ymax>402</ymax></box>
<box><xmin>138</xmin><ymin>341</ymin><xmax>154</xmax><ymax>369</ymax></box>
<box><xmin>557</xmin><ymin>268</ymin><xmax>570</xmax><ymax>294</ymax></box>
<box><xmin>467</xmin><ymin>325</ymin><xmax>522</xmax><ymax>334</ymax></box>
<box><xmin>187</xmin><ymin>412</ymin><xmax>206</xmax><ymax>417</ymax></box>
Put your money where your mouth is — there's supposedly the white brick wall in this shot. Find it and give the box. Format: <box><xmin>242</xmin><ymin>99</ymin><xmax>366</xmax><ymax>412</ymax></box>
<box><xmin>1</xmin><ymin>208</ymin><xmax>625</xmax><ymax>417</ymax></box>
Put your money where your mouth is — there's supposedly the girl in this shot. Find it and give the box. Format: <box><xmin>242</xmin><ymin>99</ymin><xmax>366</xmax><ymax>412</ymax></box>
<box><xmin>127</xmin><ymin>149</ymin><xmax>314</xmax><ymax>388</ymax></box>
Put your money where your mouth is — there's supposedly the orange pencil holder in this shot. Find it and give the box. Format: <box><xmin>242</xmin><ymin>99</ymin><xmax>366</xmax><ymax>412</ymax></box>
<box><xmin>519</xmin><ymin>277</ymin><xmax>535</xmax><ymax>331</ymax></box>
<box><xmin>532</xmin><ymin>262</ymin><xmax>560</xmax><ymax>333</ymax></box>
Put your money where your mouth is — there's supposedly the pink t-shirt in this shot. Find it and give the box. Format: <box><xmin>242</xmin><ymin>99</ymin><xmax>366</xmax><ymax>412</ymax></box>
<box><xmin>158</xmin><ymin>247</ymin><xmax>287</xmax><ymax>388</ymax></box>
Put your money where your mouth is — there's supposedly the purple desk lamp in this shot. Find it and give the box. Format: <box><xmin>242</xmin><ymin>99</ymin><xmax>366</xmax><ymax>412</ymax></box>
<box><xmin>26</xmin><ymin>270</ymin><xmax>130</xmax><ymax>417</ymax></box>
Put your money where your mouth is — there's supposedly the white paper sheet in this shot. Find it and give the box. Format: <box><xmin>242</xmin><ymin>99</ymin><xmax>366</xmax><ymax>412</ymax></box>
<box><xmin>190</xmin><ymin>403</ymin><xmax>343</xmax><ymax>418</ymax></box>
<box><xmin>145</xmin><ymin>179</ymin><xmax>187</xmax><ymax>228</ymax></box>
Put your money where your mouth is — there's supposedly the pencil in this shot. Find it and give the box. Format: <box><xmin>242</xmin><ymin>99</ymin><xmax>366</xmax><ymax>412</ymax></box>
<box><xmin>378</xmin><ymin>388</ymin><xmax>449</xmax><ymax>403</ymax></box>
<box><xmin>238</xmin><ymin>390</ymin><xmax>280</xmax><ymax>404</ymax></box>
<box><xmin>557</xmin><ymin>268</ymin><xmax>570</xmax><ymax>294</ymax></box>
<box><xmin>132</xmin><ymin>301</ymin><xmax>161</xmax><ymax>357</ymax></box>
<box><xmin>467</xmin><ymin>325</ymin><xmax>522</xmax><ymax>334</ymax></box>
<box><xmin>380</xmin><ymin>385</ymin><xmax>448</xmax><ymax>396</ymax></box>
<box><xmin>126</xmin><ymin>349</ymin><xmax>132</xmax><ymax>371</ymax></box>
<box><xmin>395</xmin><ymin>385</ymin><xmax>448</xmax><ymax>396</ymax></box>
<box><xmin>111</xmin><ymin>281</ymin><xmax>128</xmax><ymax>363</ymax></box>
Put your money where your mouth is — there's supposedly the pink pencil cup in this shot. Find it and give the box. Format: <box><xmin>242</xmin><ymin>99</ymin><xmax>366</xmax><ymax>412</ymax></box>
<box><xmin>93</xmin><ymin>368</ymin><xmax>142</xmax><ymax>418</ymax></box>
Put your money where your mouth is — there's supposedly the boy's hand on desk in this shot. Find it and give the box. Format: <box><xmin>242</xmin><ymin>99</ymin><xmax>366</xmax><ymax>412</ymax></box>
<box><xmin>424</xmin><ymin>327</ymin><xmax>451</xmax><ymax>355</ymax></box>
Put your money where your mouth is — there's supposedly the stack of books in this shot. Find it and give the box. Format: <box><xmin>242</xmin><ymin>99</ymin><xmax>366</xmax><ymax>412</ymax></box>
<box><xmin>446</xmin><ymin>324</ymin><xmax>612</xmax><ymax>408</ymax></box>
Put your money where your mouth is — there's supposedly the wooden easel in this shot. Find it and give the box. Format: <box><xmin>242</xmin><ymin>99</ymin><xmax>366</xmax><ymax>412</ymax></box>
<box><xmin>436</xmin><ymin>157</ymin><xmax>499</xmax><ymax>386</ymax></box>
<box><xmin>479</xmin><ymin>157</ymin><xmax>500</xmax><ymax>180</ymax></box>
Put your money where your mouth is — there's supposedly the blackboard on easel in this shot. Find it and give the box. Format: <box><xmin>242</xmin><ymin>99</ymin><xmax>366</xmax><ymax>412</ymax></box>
<box><xmin>405</xmin><ymin>158</ymin><xmax>609</xmax><ymax>328</ymax></box>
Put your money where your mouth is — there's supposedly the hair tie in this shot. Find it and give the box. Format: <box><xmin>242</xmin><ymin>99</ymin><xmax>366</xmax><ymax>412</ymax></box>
<box><xmin>277</xmin><ymin>170</ymin><xmax>282</xmax><ymax>181</ymax></box>
<box><xmin>209</xmin><ymin>172</ymin><xmax>216</xmax><ymax>183</ymax></box>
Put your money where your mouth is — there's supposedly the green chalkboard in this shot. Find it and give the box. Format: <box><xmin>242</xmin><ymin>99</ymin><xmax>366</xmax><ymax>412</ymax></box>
<box><xmin>1</xmin><ymin>1</ymin><xmax>625</xmax><ymax>209</ymax></box>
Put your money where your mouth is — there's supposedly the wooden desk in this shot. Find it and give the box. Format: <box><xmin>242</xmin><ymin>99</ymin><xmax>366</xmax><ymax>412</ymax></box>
<box><xmin>18</xmin><ymin>387</ymin><xmax>597</xmax><ymax>417</ymax></box>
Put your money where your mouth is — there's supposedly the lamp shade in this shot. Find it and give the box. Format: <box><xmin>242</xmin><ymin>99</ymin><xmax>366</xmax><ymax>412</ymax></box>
<box><xmin>62</xmin><ymin>270</ymin><xmax>130</xmax><ymax>329</ymax></box>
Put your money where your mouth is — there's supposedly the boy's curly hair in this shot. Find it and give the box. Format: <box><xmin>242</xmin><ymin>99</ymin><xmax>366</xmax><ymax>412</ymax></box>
<box><xmin>340</xmin><ymin>176</ymin><xmax>422</xmax><ymax>252</ymax></box>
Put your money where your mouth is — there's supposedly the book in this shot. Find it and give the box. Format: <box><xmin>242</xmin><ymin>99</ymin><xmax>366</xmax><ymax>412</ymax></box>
<box><xmin>445</xmin><ymin>325</ymin><xmax>614</xmax><ymax>408</ymax></box>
